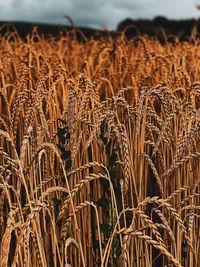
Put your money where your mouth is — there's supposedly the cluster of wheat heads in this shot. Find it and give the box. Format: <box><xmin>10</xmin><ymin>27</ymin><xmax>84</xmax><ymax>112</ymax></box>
<box><xmin>0</xmin><ymin>28</ymin><xmax>199</xmax><ymax>267</ymax></box>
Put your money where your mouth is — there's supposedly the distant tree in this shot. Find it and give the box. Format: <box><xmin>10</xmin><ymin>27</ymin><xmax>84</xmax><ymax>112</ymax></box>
<box><xmin>154</xmin><ymin>16</ymin><xmax>168</xmax><ymax>27</ymax></box>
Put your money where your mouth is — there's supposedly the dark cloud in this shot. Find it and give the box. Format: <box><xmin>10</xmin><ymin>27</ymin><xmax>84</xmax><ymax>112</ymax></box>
<box><xmin>0</xmin><ymin>0</ymin><xmax>199</xmax><ymax>29</ymax></box>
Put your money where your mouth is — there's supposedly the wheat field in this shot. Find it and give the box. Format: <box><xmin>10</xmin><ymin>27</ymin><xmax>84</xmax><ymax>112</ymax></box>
<box><xmin>0</xmin><ymin>27</ymin><xmax>199</xmax><ymax>267</ymax></box>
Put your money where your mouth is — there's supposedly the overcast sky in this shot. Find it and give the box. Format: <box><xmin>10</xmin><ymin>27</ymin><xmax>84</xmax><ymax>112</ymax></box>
<box><xmin>0</xmin><ymin>0</ymin><xmax>200</xmax><ymax>29</ymax></box>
